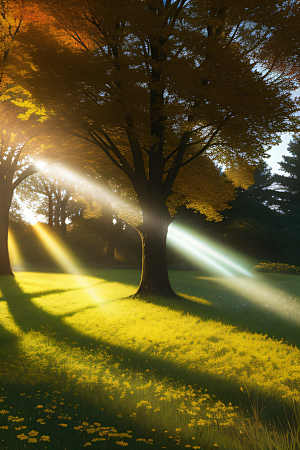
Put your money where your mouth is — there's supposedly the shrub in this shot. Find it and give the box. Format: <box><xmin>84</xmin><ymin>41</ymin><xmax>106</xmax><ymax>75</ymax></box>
<box><xmin>254</xmin><ymin>262</ymin><xmax>300</xmax><ymax>274</ymax></box>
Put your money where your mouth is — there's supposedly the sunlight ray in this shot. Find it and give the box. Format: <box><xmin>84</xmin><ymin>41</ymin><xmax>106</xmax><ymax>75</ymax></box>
<box><xmin>13</xmin><ymin>195</ymin><xmax>103</xmax><ymax>302</ymax></box>
<box><xmin>34</xmin><ymin>161</ymin><xmax>143</xmax><ymax>227</ymax></box>
<box><xmin>8</xmin><ymin>229</ymin><xmax>26</xmax><ymax>271</ymax></box>
<box><xmin>167</xmin><ymin>223</ymin><xmax>253</xmax><ymax>277</ymax></box>
<box><xmin>167</xmin><ymin>224</ymin><xmax>300</xmax><ymax>323</ymax></box>
<box><xmin>168</xmin><ymin>232</ymin><xmax>234</xmax><ymax>277</ymax></box>
<box><xmin>214</xmin><ymin>275</ymin><xmax>300</xmax><ymax>323</ymax></box>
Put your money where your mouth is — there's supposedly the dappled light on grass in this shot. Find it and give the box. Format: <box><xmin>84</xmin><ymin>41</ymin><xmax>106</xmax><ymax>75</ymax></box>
<box><xmin>62</xmin><ymin>292</ymin><xmax>300</xmax><ymax>403</ymax></box>
<box><xmin>210</xmin><ymin>275</ymin><xmax>300</xmax><ymax>324</ymax></box>
<box><xmin>2</xmin><ymin>273</ymin><xmax>300</xmax><ymax>401</ymax></box>
<box><xmin>1</xmin><ymin>271</ymin><xmax>300</xmax><ymax>448</ymax></box>
<box><xmin>0</xmin><ymin>302</ymin><xmax>23</xmax><ymax>336</ymax></box>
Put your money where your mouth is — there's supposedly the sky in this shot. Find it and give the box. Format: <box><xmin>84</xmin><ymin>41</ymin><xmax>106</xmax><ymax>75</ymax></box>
<box><xmin>266</xmin><ymin>133</ymin><xmax>292</xmax><ymax>174</ymax></box>
<box><xmin>265</xmin><ymin>88</ymin><xmax>299</xmax><ymax>174</ymax></box>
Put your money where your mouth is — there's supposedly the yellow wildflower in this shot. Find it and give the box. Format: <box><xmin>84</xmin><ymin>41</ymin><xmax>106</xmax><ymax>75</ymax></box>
<box><xmin>40</xmin><ymin>436</ymin><xmax>51</xmax><ymax>442</ymax></box>
<box><xmin>29</xmin><ymin>430</ymin><xmax>39</xmax><ymax>436</ymax></box>
<box><xmin>17</xmin><ymin>434</ymin><xmax>28</xmax><ymax>440</ymax></box>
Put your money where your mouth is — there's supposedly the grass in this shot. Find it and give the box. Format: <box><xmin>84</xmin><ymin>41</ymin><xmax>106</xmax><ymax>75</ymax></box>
<box><xmin>1</xmin><ymin>269</ymin><xmax>300</xmax><ymax>449</ymax></box>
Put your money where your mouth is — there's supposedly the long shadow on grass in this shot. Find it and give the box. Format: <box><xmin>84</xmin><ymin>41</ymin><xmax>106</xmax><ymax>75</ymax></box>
<box><xmin>0</xmin><ymin>275</ymin><xmax>295</xmax><ymax>427</ymax></box>
<box><xmin>169</xmin><ymin>272</ymin><xmax>300</xmax><ymax>348</ymax></box>
<box><xmin>88</xmin><ymin>270</ymin><xmax>300</xmax><ymax>347</ymax></box>
<box><xmin>0</xmin><ymin>276</ymin><xmax>97</xmax><ymax>344</ymax></box>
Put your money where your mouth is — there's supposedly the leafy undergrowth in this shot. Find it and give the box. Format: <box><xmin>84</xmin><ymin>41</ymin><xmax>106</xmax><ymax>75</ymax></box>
<box><xmin>1</xmin><ymin>270</ymin><xmax>300</xmax><ymax>449</ymax></box>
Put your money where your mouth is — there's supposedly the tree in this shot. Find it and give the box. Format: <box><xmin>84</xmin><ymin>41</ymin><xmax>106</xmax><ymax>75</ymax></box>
<box><xmin>19</xmin><ymin>0</ymin><xmax>300</xmax><ymax>296</ymax></box>
<box><xmin>268</xmin><ymin>138</ymin><xmax>300</xmax><ymax>263</ymax></box>
<box><xmin>0</xmin><ymin>0</ymin><xmax>56</xmax><ymax>275</ymax></box>
<box><xmin>271</xmin><ymin>139</ymin><xmax>300</xmax><ymax>214</ymax></box>
<box><xmin>0</xmin><ymin>112</ymin><xmax>39</xmax><ymax>274</ymax></box>
<box><xmin>0</xmin><ymin>0</ymin><xmax>23</xmax><ymax>92</ymax></box>
<box><xmin>17</xmin><ymin>171</ymin><xmax>80</xmax><ymax>235</ymax></box>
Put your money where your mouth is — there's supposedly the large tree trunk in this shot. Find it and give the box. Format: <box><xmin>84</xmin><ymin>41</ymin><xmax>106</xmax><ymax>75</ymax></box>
<box><xmin>134</xmin><ymin>200</ymin><xmax>178</xmax><ymax>298</ymax></box>
<box><xmin>0</xmin><ymin>174</ymin><xmax>13</xmax><ymax>275</ymax></box>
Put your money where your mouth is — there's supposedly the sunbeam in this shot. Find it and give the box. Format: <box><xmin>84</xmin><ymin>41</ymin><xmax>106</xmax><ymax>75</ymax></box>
<box><xmin>34</xmin><ymin>160</ymin><xmax>143</xmax><ymax>227</ymax></box>
<box><xmin>214</xmin><ymin>275</ymin><xmax>300</xmax><ymax>323</ymax></box>
<box><xmin>167</xmin><ymin>222</ymin><xmax>253</xmax><ymax>277</ymax></box>
<box><xmin>8</xmin><ymin>229</ymin><xmax>25</xmax><ymax>271</ymax></box>
<box><xmin>13</xmin><ymin>195</ymin><xmax>103</xmax><ymax>302</ymax></box>
<box><xmin>167</xmin><ymin>223</ymin><xmax>300</xmax><ymax>322</ymax></box>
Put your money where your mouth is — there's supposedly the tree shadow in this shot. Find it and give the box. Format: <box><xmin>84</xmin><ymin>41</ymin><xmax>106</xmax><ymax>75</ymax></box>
<box><xmin>0</xmin><ymin>276</ymin><xmax>98</xmax><ymax>345</ymax></box>
<box><xmin>167</xmin><ymin>273</ymin><xmax>300</xmax><ymax>347</ymax></box>
<box><xmin>85</xmin><ymin>269</ymin><xmax>300</xmax><ymax>348</ymax></box>
<box><xmin>87</xmin><ymin>268</ymin><xmax>141</xmax><ymax>287</ymax></box>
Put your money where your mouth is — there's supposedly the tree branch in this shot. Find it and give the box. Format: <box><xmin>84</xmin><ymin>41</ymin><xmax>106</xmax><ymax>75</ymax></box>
<box><xmin>169</xmin><ymin>0</ymin><xmax>189</xmax><ymax>27</ymax></box>
<box><xmin>161</xmin><ymin>131</ymin><xmax>191</xmax><ymax>197</ymax></box>
<box><xmin>125</xmin><ymin>116</ymin><xmax>148</xmax><ymax>184</ymax></box>
<box><xmin>224</xmin><ymin>21</ymin><xmax>241</xmax><ymax>48</ymax></box>
<box><xmin>180</xmin><ymin>115</ymin><xmax>232</xmax><ymax>167</ymax></box>
<box><xmin>12</xmin><ymin>165</ymin><xmax>38</xmax><ymax>190</ymax></box>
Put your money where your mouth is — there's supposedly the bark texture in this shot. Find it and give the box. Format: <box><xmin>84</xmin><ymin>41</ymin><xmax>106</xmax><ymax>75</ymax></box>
<box><xmin>0</xmin><ymin>172</ymin><xmax>13</xmax><ymax>275</ymax></box>
<box><xmin>134</xmin><ymin>200</ymin><xmax>177</xmax><ymax>298</ymax></box>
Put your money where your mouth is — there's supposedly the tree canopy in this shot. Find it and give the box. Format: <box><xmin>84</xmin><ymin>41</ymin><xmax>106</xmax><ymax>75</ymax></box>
<box><xmin>272</xmin><ymin>138</ymin><xmax>300</xmax><ymax>214</ymax></box>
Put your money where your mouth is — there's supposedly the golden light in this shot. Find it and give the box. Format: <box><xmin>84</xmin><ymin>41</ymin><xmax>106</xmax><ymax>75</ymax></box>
<box><xmin>19</xmin><ymin>162</ymin><xmax>300</xmax><ymax>322</ymax></box>
<box><xmin>0</xmin><ymin>301</ymin><xmax>23</xmax><ymax>336</ymax></box>
<box><xmin>35</xmin><ymin>160</ymin><xmax>47</xmax><ymax>171</ymax></box>
<box><xmin>14</xmin><ymin>194</ymin><xmax>81</xmax><ymax>274</ymax></box>
<box><xmin>8</xmin><ymin>229</ymin><xmax>26</xmax><ymax>271</ymax></box>
<box><xmin>34</xmin><ymin>160</ymin><xmax>143</xmax><ymax>226</ymax></box>
<box><xmin>13</xmin><ymin>195</ymin><xmax>105</xmax><ymax>302</ymax></box>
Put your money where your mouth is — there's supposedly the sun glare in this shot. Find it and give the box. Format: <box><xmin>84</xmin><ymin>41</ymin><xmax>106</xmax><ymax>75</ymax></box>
<box><xmin>14</xmin><ymin>194</ymin><xmax>38</xmax><ymax>225</ymax></box>
<box><xmin>13</xmin><ymin>196</ymin><xmax>105</xmax><ymax>302</ymax></box>
<box><xmin>35</xmin><ymin>160</ymin><xmax>47</xmax><ymax>171</ymax></box>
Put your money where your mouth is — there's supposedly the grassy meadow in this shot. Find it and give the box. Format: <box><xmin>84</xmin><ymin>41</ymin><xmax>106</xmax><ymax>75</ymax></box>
<box><xmin>1</xmin><ymin>269</ymin><xmax>300</xmax><ymax>449</ymax></box>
